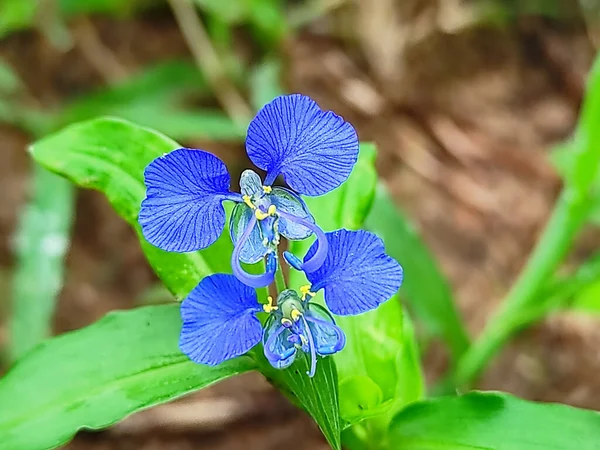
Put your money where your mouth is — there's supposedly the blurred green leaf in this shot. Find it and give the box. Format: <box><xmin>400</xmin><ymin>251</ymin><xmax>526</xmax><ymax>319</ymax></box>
<box><xmin>59</xmin><ymin>61</ymin><xmax>245</xmax><ymax>142</ymax></box>
<box><xmin>389</xmin><ymin>391</ymin><xmax>600</xmax><ymax>450</ymax></box>
<box><xmin>571</xmin><ymin>280</ymin><xmax>600</xmax><ymax>313</ymax></box>
<box><xmin>193</xmin><ymin>0</ymin><xmax>247</xmax><ymax>23</ymax></box>
<box><xmin>0</xmin><ymin>304</ymin><xmax>254</xmax><ymax>450</ymax></box>
<box><xmin>250</xmin><ymin>57</ymin><xmax>284</xmax><ymax>111</ymax></box>
<box><xmin>9</xmin><ymin>165</ymin><xmax>74</xmax><ymax>362</ymax></box>
<box><xmin>0</xmin><ymin>0</ymin><xmax>145</xmax><ymax>38</ymax></box>
<box><xmin>289</xmin><ymin>143</ymin><xmax>420</xmax><ymax>431</ymax></box>
<box><xmin>552</xmin><ymin>52</ymin><xmax>600</xmax><ymax>198</ymax></box>
<box><xmin>364</xmin><ymin>186</ymin><xmax>470</xmax><ymax>362</ymax></box>
<box><xmin>29</xmin><ymin>117</ymin><xmax>340</xmax><ymax>444</ymax></box>
<box><xmin>0</xmin><ymin>58</ymin><xmax>21</xmax><ymax>94</ymax></box>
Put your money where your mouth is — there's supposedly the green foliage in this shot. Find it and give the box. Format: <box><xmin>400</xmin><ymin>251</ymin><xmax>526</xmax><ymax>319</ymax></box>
<box><xmin>0</xmin><ymin>305</ymin><xmax>254</xmax><ymax>450</ymax></box>
<box><xmin>9</xmin><ymin>166</ymin><xmax>74</xmax><ymax>362</ymax></box>
<box><xmin>365</xmin><ymin>186</ymin><xmax>470</xmax><ymax>362</ymax></box>
<box><xmin>0</xmin><ymin>0</ymin><xmax>144</xmax><ymax>38</ymax></box>
<box><xmin>28</xmin><ymin>117</ymin><xmax>340</xmax><ymax>447</ymax></box>
<box><xmin>58</xmin><ymin>61</ymin><xmax>244</xmax><ymax>142</ymax></box>
<box><xmin>389</xmin><ymin>391</ymin><xmax>600</xmax><ymax>450</ymax></box>
<box><xmin>256</xmin><ymin>350</ymin><xmax>341</xmax><ymax>450</ymax></box>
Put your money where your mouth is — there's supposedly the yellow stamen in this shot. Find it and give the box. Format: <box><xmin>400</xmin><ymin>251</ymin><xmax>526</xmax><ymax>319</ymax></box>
<box><xmin>281</xmin><ymin>318</ymin><xmax>293</xmax><ymax>327</ymax></box>
<box><xmin>262</xmin><ymin>185</ymin><xmax>272</xmax><ymax>194</ymax></box>
<box><xmin>255</xmin><ymin>209</ymin><xmax>269</xmax><ymax>220</ymax></box>
<box><xmin>291</xmin><ymin>309</ymin><xmax>302</xmax><ymax>322</ymax></box>
<box><xmin>243</xmin><ymin>194</ymin><xmax>255</xmax><ymax>209</ymax></box>
<box><xmin>299</xmin><ymin>285</ymin><xmax>316</xmax><ymax>301</ymax></box>
<box><xmin>263</xmin><ymin>296</ymin><xmax>278</xmax><ymax>313</ymax></box>
<box><xmin>255</xmin><ymin>204</ymin><xmax>277</xmax><ymax>221</ymax></box>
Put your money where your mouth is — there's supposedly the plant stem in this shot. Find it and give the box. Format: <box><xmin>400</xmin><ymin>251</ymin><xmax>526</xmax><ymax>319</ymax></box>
<box><xmin>275</xmin><ymin>260</ymin><xmax>287</xmax><ymax>295</ymax></box>
<box><xmin>453</xmin><ymin>189</ymin><xmax>590</xmax><ymax>387</ymax></box>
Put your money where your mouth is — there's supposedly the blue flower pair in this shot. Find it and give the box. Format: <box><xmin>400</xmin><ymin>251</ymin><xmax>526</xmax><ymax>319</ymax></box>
<box><xmin>179</xmin><ymin>230</ymin><xmax>403</xmax><ymax>376</ymax></box>
<box><xmin>139</xmin><ymin>94</ymin><xmax>359</xmax><ymax>288</ymax></box>
<box><xmin>139</xmin><ymin>94</ymin><xmax>403</xmax><ymax>376</ymax></box>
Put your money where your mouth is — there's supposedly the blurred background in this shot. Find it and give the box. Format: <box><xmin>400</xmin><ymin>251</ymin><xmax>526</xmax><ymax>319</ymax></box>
<box><xmin>0</xmin><ymin>0</ymin><xmax>599</xmax><ymax>448</ymax></box>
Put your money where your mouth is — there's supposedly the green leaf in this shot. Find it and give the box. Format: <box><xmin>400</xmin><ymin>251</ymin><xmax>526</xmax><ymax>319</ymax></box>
<box><xmin>389</xmin><ymin>391</ymin><xmax>600</xmax><ymax>450</ymax></box>
<box><xmin>256</xmin><ymin>350</ymin><xmax>341</xmax><ymax>450</ymax></box>
<box><xmin>364</xmin><ymin>186</ymin><xmax>470</xmax><ymax>361</ymax></box>
<box><xmin>58</xmin><ymin>61</ymin><xmax>244</xmax><ymax>142</ymax></box>
<box><xmin>250</xmin><ymin>57</ymin><xmax>284</xmax><ymax>111</ymax></box>
<box><xmin>0</xmin><ymin>305</ymin><xmax>254</xmax><ymax>450</ymax></box>
<box><xmin>0</xmin><ymin>58</ymin><xmax>21</xmax><ymax>94</ymax></box>
<box><xmin>288</xmin><ymin>143</ymin><xmax>419</xmax><ymax>428</ymax></box>
<box><xmin>30</xmin><ymin>117</ymin><xmax>232</xmax><ymax>299</ymax></box>
<box><xmin>9</xmin><ymin>166</ymin><xmax>74</xmax><ymax>361</ymax></box>
<box><xmin>570</xmin><ymin>52</ymin><xmax>600</xmax><ymax>194</ymax></box>
<box><xmin>0</xmin><ymin>0</ymin><xmax>144</xmax><ymax>38</ymax></box>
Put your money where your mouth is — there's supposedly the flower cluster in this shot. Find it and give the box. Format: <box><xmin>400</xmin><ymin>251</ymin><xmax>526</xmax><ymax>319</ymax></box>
<box><xmin>140</xmin><ymin>94</ymin><xmax>403</xmax><ymax>377</ymax></box>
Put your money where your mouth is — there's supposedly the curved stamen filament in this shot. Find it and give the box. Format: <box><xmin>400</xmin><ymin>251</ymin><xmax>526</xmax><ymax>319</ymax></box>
<box><xmin>301</xmin><ymin>316</ymin><xmax>318</xmax><ymax>377</ymax></box>
<box><xmin>231</xmin><ymin>214</ymin><xmax>276</xmax><ymax>288</ymax></box>
<box><xmin>277</xmin><ymin>211</ymin><xmax>328</xmax><ymax>274</ymax></box>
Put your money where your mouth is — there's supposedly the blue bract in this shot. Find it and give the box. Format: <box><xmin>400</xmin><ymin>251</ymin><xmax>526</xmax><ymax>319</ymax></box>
<box><xmin>179</xmin><ymin>230</ymin><xmax>403</xmax><ymax>377</ymax></box>
<box><xmin>139</xmin><ymin>94</ymin><xmax>359</xmax><ymax>288</ymax></box>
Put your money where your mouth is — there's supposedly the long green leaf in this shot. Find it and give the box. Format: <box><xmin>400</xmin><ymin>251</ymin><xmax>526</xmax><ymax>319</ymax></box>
<box><xmin>389</xmin><ymin>391</ymin><xmax>600</xmax><ymax>450</ymax></box>
<box><xmin>0</xmin><ymin>305</ymin><xmax>254</xmax><ymax>450</ymax></box>
<box><xmin>9</xmin><ymin>165</ymin><xmax>74</xmax><ymax>361</ymax></box>
<box><xmin>365</xmin><ymin>186</ymin><xmax>470</xmax><ymax>361</ymax></box>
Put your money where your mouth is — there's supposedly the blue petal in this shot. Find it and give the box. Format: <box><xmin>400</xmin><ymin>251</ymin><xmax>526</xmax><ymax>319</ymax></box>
<box><xmin>229</xmin><ymin>203</ymin><xmax>268</xmax><ymax>264</ymax></box>
<box><xmin>304</xmin><ymin>229</ymin><xmax>403</xmax><ymax>315</ymax></box>
<box><xmin>139</xmin><ymin>148</ymin><xmax>235</xmax><ymax>252</ymax></box>
<box><xmin>179</xmin><ymin>274</ymin><xmax>262</xmax><ymax>365</ymax></box>
<box><xmin>262</xmin><ymin>315</ymin><xmax>297</xmax><ymax>369</ymax></box>
<box><xmin>270</xmin><ymin>187</ymin><xmax>314</xmax><ymax>240</ymax></box>
<box><xmin>305</xmin><ymin>303</ymin><xmax>346</xmax><ymax>355</ymax></box>
<box><xmin>245</xmin><ymin>94</ymin><xmax>359</xmax><ymax>196</ymax></box>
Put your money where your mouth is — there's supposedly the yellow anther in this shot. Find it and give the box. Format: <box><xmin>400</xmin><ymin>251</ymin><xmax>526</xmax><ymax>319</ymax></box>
<box><xmin>262</xmin><ymin>185</ymin><xmax>272</xmax><ymax>194</ymax></box>
<box><xmin>263</xmin><ymin>296</ymin><xmax>278</xmax><ymax>313</ymax></box>
<box><xmin>242</xmin><ymin>195</ymin><xmax>255</xmax><ymax>209</ymax></box>
<box><xmin>281</xmin><ymin>318</ymin><xmax>293</xmax><ymax>327</ymax></box>
<box><xmin>255</xmin><ymin>208</ymin><xmax>269</xmax><ymax>220</ymax></box>
<box><xmin>299</xmin><ymin>285</ymin><xmax>316</xmax><ymax>301</ymax></box>
<box><xmin>299</xmin><ymin>334</ymin><xmax>308</xmax><ymax>346</ymax></box>
<box><xmin>291</xmin><ymin>309</ymin><xmax>302</xmax><ymax>322</ymax></box>
<box><xmin>255</xmin><ymin>204</ymin><xmax>277</xmax><ymax>221</ymax></box>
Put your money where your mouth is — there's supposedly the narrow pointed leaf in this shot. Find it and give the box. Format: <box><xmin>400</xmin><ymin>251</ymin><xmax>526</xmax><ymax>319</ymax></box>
<box><xmin>9</xmin><ymin>166</ymin><xmax>74</xmax><ymax>361</ymax></box>
<box><xmin>0</xmin><ymin>305</ymin><xmax>254</xmax><ymax>450</ymax></box>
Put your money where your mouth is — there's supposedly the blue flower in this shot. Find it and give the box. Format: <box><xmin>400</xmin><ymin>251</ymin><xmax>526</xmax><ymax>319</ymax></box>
<box><xmin>179</xmin><ymin>230</ymin><xmax>403</xmax><ymax>377</ymax></box>
<box><xmin>139</xmin><ymin>94</ymin><xmax>359</xmax><ymax>288</ymax></box>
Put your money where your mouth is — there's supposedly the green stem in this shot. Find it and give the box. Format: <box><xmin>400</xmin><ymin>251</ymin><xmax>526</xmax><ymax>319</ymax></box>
<box><xmin>275</xmin><ymin>259</ymin><xmax>287</xmax><ymax>294</ymax></box>
<box><xmin>453</xmin><ymin>189</ymin><xmax>590</xmax><ymax>387</ymax></box>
